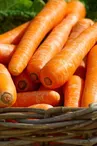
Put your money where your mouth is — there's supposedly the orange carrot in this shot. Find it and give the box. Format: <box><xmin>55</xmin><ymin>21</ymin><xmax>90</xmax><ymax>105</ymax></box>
<box><xmin>40</xmin><ymin>23</ymin><xmax>97</xmax><ymax>89</ymax></box>
<box><xmin>27</xmin><ymin>1</ymin><xmax>86</xmax><ymax>83</ymax></box>
<box><xmin>0</xmin><ymin>64</ymin><xmax>17</xmax><ymax>107</ymax></box>
<box><xmin>13</xmin><ymin>70</ymin><xmax>39</xmax><ymax>92</ymax></box>
<box><xmin>81</xmin><ymin>45</ymin><xmax>97</xmax><ymax>107</ymax></box>
<box><xmin>8</xmin><ymin>0</ymin><xmax>67</xmax><ymax>76</ymax></box>
<box><xmin>67</xmin><ymin>0</ymin><xmax>86</xmax><ymax>17</ymax></box>
<box><xmin>0</xmin><ymin>21</ymin><xmax>30</xmax><ymax>44</ymax></box>
<box><xmin>39</xmin><ymin>85</ymin><xmax>63</xmax><ymax>103</ymax></box>
<box><xmin>12</xmin><ymin>90</ymin><xmax>60</xmax><ymax>107</ymax></box>
<box><xmin>66</xmin><ymin>18</ymin><xmax>94</xmax><ymax>45</ymax></box>
<box><xmin>29</xmin><ymin>104</ymin><xmax>53</xmax><ymax>110</ymax></box>
<box><xmin>63</xmin><ymin>75</ymin><xmax>84</xmax><ymax>107</ymax></box>
<box><xmin>0</xmin><ymin>44</ymin><xmax>16</xmax><ymax>64</ymax></box>
<box><xmin>74</xmin><ymin>60</ymin><xmax>86</xmax><ymax>79</ymax></box>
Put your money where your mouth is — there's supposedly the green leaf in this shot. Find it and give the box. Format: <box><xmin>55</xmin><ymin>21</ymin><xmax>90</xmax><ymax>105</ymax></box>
<box><xmin>0</xmin><ymin>0</ymin><xmax>45</xmax><ymax>34</ymax></box>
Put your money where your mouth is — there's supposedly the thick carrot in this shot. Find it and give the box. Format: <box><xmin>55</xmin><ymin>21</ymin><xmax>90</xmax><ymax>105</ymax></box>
<box><xmin>74</xmin><ymin>60</ymin><xmax>86</xmax><ymax>79</ymax></box>
<box><xmin>81</xmin><ymin>45</ymin><xmax>97</xmax><ymax>107</ymax></box>
<box><xmin>0</xmin><ymin>44</ymin><xmax>16</xmax><ymax>64</ymax></box>
<box><xmin>12</xmin><ymin>90</ymin><xmax>60</xmax><ymax>107</ymax></box>
<box><xmin>13</xmin><ymin>70</ymin><xmax>39</xmax><ymax>92</ymax></box>
<box><xmin>40</xmin><ymin>23</ymin><xmax>97</xmax><ymax>89</ymax></box>
<box><xmin>63</xmin><ymin>75</ymin><xmax>84</xmax><ymax>107</ymax></box>
<box><xmin>29</xmin><ymin>104</ymin><xmax>53</xmax><ymax>110</ymax></box>
<box><xmin>66</xmin><ymin>18</ymin><xmax>94</xmax><ymax>45</ymax></box>
<box><xmin>8</xmin><ymin>0</ymin><xmax>67</xmax><ymax>76</ymax></box>
<box><xmin>0</xmin><ymin>21</ymin><xmax>30</xmax><ymax>44</ymax></box>
<box><xmin>67</xmin><ymin>0</ymin><xmax>86</xmax><ymax>17</ymax></box>
<box><xmin>0</xmin><ymin>64</ymin><xmax>17</xmax><ymax>107</ymax></box>
<box><xmin>27</xmin><ymin>1</ymin><xmax>86</xmax><ymax>83</ymax></box>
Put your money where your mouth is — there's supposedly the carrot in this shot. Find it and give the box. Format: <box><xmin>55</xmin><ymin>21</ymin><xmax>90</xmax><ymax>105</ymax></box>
<box><xmin>0</xmin><ymin>64</ymin><xmax>17</xmax><ymax>107</ymax></box>
<box><xmin>0</xmin><ymin>21</ymin><xmax>30</xmax><ymax>44</ymax></box>
<box><xmin>66</xmin><ymin>18</ymin><xmax>94</xmax><ymax>45</ymax></box>
<box><xmin>0</xmin><ymin>44</ymin><xmax>16</xmax><ymax>64</ymax></box>
<box><xmin>29</xmin><ymin>104</ymin><xmax>53</xmax><ymax>110</ymax></box>
<box><xmin>81</xmin><ymin>45</ymin><xmax>97</xmax><ymax>107</ymax></box>
<box><xmin>12</xmin><ymin>90</ymin><xmax>60</xmax><ymax>107</ymax></box>
<box><xmin>40</xmin><ymin>23</ymin><xmax>97</xmax><ymax>89</ymax></box>
<box><xmin>8</xmin><ymin>0</ymin><xmax>67</xmax><ymax>76</ymax></box>
<box><xmin>27</xmin><ymin>1</ymin><xmax>86</xmax><ymax>83</ymax></box>
<box><xmin>39</xmin><ymin>84</ymin><xmax>64</xmax><ymax>106</ymax></box>
<box><xmin>74</xmin><ymin>60</ymin><xmax>86</xmax><ymax>79</ymax></box>
<box><xmin>63</xmin><ymin>75</ymin><xmax>84</xmax><ymax>107</ymax></box>
<box><xmin>67</xmin><ymin>0</ymin><xmax>86</xmax><ymax>17</ymax></box>
<box><xmin>13</xmin><ymin>70</ymin><xmax>39</xmax><ymax>92</ymax></box>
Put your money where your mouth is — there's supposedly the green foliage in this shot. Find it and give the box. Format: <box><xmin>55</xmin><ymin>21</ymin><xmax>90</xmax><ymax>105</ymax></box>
<box><xmin>0</xmin><ymin>0</ymin><xmax>45</xmax><ymax>34</ymax></box>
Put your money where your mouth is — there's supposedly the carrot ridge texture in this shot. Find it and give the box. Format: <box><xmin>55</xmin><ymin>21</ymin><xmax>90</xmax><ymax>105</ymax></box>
<box><xmin>8</xmin><ymin>0</ymin><xmax>67</xmax><ymax>76</ymax></box>
<box><xmin>27</xmin><ymin>0</ymin><xmax>86</xmax><ymax>83</ymax></box>
<box><xmin>40</xmin><ymin>23</ymin><xmax>97</xmax><ymax>89</ymax></box>
<box><xmin>63</xmin><ymin>75</ymin><xmax>84</xmax><ymax>107</ymax></box>
<box><xmin>13</xmin><ymin>90</ymin><xmax>60</xmax><ymax>107</ymax></box>
<box><xmin>0</xmin><ymin>64</ymin><xmax>17</xmax><ymax>107</ymax></box>
<box><xmin>66</xmin><ymin>18</ymin><xmax>94</xmax><ymax>45</ymax></box>
<box><xmin>81</xmin><ymin>45</ymin><xmax>97</xmax><ymax>107</ymax></box>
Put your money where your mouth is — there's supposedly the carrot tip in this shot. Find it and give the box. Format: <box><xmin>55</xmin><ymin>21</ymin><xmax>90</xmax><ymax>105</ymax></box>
<box><xmin>44</xmin><ymin>77</ymin><xmax>52</xmax><ymax>86</ymax></box>
<box><xmin>18</xmin><ymin>80</ymin><xmax>27</xmax><ymax>90</ymax></box>
<box><xmin>1</xmin><ymin>92</ymin><xmax>13</xmax><ymax>105</ymax></box>
<box><xmin>30</xmin><ymin>73</ymin><xmax>39</xmax><ymax>82</ymax></box>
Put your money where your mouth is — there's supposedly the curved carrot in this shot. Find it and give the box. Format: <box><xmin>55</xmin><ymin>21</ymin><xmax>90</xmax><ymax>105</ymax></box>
<box><xmin>0</xmin><ymin>64</ymin><xmax>17</xmax><ymax>107</ymax></box>
<box><xmin>13</xmin><ymin>70</ymin><xmax>39</xmax><ymax>92</ymax></box>
<box><xmin>66</xmin><ymin>18</ymin><xmax>94</xmax><ymax>45</ymax></box>
<box><xmin>8</xmin><ymin>0</ymin><xmax>67</xmax><ymax>76</ymax></box>
<box><xmin>27</xmin><ymin>1</ymin><xmax>86</xmax><ymax>83</ymax></box>
<box><xmin>74</xmin><ymin>60</ymin><xmax>86</xmax><ymax>79</ymax></box>
<box><xmin>0</xmin><ymin>44</ymin><xmax>16</xmax><ymax>64</ymax></box>
<box><xmin>63</xmin><ymin>75</ymin><xmax>84</xmax><ymax>107</ymax></box>
<box><xmin>40</xmin><ymin>23</ymin><xmax>97</xmax><ymax>89</ymax></box>
<box><xmin>0</xmin><ymin>21</ymin><xmax>30</xmax><ymax>44</ymax></box>
<box><xmin>81</xmin><ymin>45</ymin><xmax>97</xmax><ymax>107</ymax></box>
<box><xmin>29</xmin><ymin>104</ymin><xmax>53</xmax><ymax>110</ymax></box>
<box><xmin>12</xmin><ymin>90</ymin><xmax>60</xmax><ymax>107</ymax></box>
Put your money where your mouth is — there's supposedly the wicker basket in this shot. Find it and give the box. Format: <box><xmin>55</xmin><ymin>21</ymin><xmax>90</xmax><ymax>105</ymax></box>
<box><xmin>0</xmin><ymin>103</ymin><xmax>97</xmax><ymax>146</ymax></box>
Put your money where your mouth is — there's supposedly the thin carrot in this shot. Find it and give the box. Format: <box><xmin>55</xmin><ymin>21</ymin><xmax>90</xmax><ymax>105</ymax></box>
<box><xmin>29</xmin><ymin>104</ymin><xmax>53</xmax><ymax>110</ymax></box>
<box><xmin>8</xmin><ymin>0</ymin><xmax>67</xmax><ymax>76</ymax></box>
<box><xmin>0</xmin><ymin>21</ymin><xmax>30</xmax><ymax>44</ymax></box>
<box><xmin>40</xmin><ymin>23</ymin><xmax>97</xmax><ymax>89</ymax></box>
<box><xmin>81</xmin><ymin>45</ymin><xmax>97</xmax><ymax>107</ymax></box>
<box><xmin>12</xmin><ymin>90</ymin><xmax>60</xmax><ymax>107</ymax></box>
<box><xmin>13</xmin><ymin>70</ymin><xmax>40</xmax><ymax>92</ymax></box>
<box><xmin>0</xmin><ymin>64</ymin><xmax>17</xmax><ymax>107</ymax></box>
<box><xmin>0</xmin><ymin>44</ymin><xmax>16</xmax><ymax>64</ymax></box>
<box><xmin>74</xmin><ymin>60</ymin><xmax>86</xmax><ymax>79</ymax></box>
<box><xmin>66</xmin><ymin>18</ymin><xmax>94</xmax><ymax>45</ymax></box>
<box><xmin>27</xmin><ymin>0</ymin><xmax>86</xmax><ymax>83</ymax></box>
<box><xmin>63</xmin><ymin>75</ymin><xmax>84</xmax><ymax>107</ymax></box>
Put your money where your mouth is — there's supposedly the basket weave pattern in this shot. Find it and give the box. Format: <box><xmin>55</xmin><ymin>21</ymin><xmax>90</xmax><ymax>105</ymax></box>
<box><xmin>0</xmin><ymin>104</ymin><xmax>97</xmax><ymax>146</ymax></box>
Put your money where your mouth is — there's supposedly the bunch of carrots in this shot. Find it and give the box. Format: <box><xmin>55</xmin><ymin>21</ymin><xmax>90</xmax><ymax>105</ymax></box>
<box><xmin>0</xmin><ymin>0</ymin><xmax>97</xmax><ymax>110</ymax></box>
